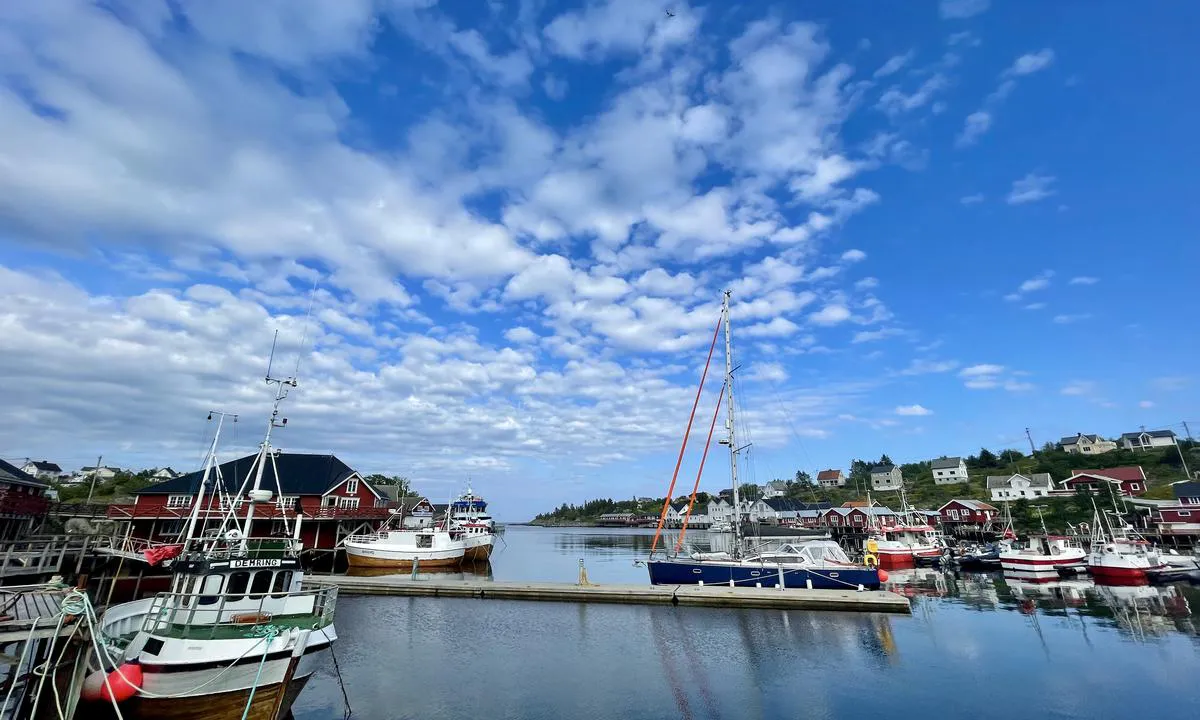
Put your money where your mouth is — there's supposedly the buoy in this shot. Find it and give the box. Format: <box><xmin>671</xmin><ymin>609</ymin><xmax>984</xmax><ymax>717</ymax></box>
<box><xmin>877</xmin><ymin>569</ymin><xmax>889</xmax><ymax>583</ymax></box>
<box><xmin>100</xmin><ymin>662</ymin><xmax>142</xmax><ymax>703</ymax></box>
<box><xmin>81</xmin><ymin>670</ymin><xmax>107</xmax><ymax>702</ymax></box>
<box><xmin>863</xmin><ymin>553</ymin><xmax>878</xmax><ymax>567</ymax></box>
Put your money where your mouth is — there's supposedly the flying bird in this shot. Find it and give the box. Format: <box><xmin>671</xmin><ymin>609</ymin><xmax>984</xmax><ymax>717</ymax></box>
<box><xmin>666</xmin><ymin>10</ymin><xmax>675</xmax><ymax>18</ymax></box>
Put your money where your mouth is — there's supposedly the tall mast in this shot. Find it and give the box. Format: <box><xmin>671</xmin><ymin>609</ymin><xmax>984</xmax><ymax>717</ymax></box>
<box><xmin>240</xmin><ymin>338</ymin><xmax>298</xmax><ymax>552</ymax></box>
<box><xmin>723</xmin><ymin>291</ymin><xmax>742</xmax><ymax>555</ymax></box>
<box><xmin>183</xmin><ymin>412</ymin><xmax>232</xmax><ymax>543</ymax></box>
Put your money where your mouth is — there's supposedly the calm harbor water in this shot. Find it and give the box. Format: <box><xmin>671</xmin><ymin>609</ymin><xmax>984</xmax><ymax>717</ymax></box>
<box><xmin>295</xmin><ymin>526</ymin><xmax>1200</xmax><ymax>719</ymax></box>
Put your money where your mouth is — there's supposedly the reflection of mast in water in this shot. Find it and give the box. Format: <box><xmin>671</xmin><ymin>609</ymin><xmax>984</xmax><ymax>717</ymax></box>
<box><xmin>649</xmin><ymin>609</ymin><xmax>693</xmax><ymax>720</ymax></box>
<box><xmin>673</xmin><ymin>610</ymin><xmax>720</xmax><ymax>720</ymax></box>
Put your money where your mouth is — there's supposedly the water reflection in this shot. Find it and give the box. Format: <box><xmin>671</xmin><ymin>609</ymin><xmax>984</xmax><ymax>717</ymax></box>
<box><xmin>883</xmin><ymin>565</ymin><xmax>1200</xmax><ymax>641</ymax></box>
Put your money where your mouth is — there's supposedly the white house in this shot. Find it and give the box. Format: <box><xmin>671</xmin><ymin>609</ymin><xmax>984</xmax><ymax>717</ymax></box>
<box><xmin>1059</xmin><ymin>433</ymin><xmax>1117</xmax><ymax>455</ymax></box>
<box><xmin>20</xmin><ymin>460</ymin><xmax>62</xmax><ymax>481</ymax></box>
<box><xmin>763</xmin><ymin>480</ymin><xmax>788</xmax><ymax>499</ymax></box>
<box><xmin>930</xmin><ymin>457</ymin><xmax>968</xmax><ymax>485</ymax></box>
<box><xmin>987</xmin><ymin>473</ymin><xmax>1054</xmax><ymax>501</ymax></box>
<box><xmin>708</xmin><ymin>497</ymin><xmax>734</xmax><ymax>525</ymax></box>
<box><xmin>1119</xmin><ymin>430</ymin><xmax>1177</xmax><ymax>451</ymax></box>
<box><xmin>150</xmin><ymin>467</ymin><xmax>180</xmax><ymax>481</ymax></box>
<box><xmin>816</xmin><ymin>469</ymin><xmax>845</xmax><ymax>488</ymax></box>
<box><xmin>870</xmin><ymin>464</ymin><xmax>903</xmax><ymax>491</ymax></box>
<box><xmin>665</xmin><ymin>501</ymin><xmax>688</xmax><ymax>527</ymax></box>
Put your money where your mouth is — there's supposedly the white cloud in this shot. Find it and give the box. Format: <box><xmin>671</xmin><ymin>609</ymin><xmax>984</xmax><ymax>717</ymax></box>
<box><xmin>874</xmin><ymin>51</ymin><xmax>915</xmax><ymax>78</ymax></box>
<box><xmin>633</xmin><ymin>268</ymin><xmax>697</xmax><ymax>297</ymax></box>
<box><xmin>543</xmin><ymin>75</ymin><xmax>568</xmax><ymax>100</ymax></box>
<box><xmin>1018</xmin><ymin>271</ymin><xmax>1054</xmax><ymax>293</ymax></box>
<box><xmin>955</xmin><ymin>111</ymin><xmax>992</xmax><ymax>147</ymax></box>
<box><xmin>960</xmin><ymin>193</ymin><xmax>984</xmax><ymax>205</ymax></box>
<box><xmin>877</xmin><ymin>73</ymin><xmax>948</xmax><ymax>117</ymax></box>
<box><xmin>809</xmin><ymin>305</ymin><xmax>852</xmax><ymax>326</ymax></box>
<box><xmin>447</xmin><ymin>29</ymin><xmax>534</xmax><ymax>87</ymax></box>
<box><xmin>1007</xmin><ymin>173</ymin><xmax>1057</xmax><ymax>204</ymax></box>
<box><xmin>960</xmin><ymin>364</ymin><xmax>1005</xmax><ymax>377</ymax></box>
<box><xmin>1024</xmin><ymin>302</ymin><xmax>1046</xmax><ymax>310</ymax></box>
<box><xmin>1061</xmin><ymin>381</ymin><xmax>1096</xmax><ymax>396</ymax></box>
<box><xmin>895</xmin><ymin>404</ymin><xmax>933</xmax><ymax>416</ymax></box>
<box><xmin>1069</xmin><ymin>276</ymin><xmax>1099</xmax><ymax>286</ymax></box>
<box><xmin>852</xmin><ymin>328</ymin><xmax>902</xmax><ymax>343</ymax></box>
<box><xmin>1139</xmin><ymin>400</ymin><xmax>1155</xmax><ymax>409</ymax></box>
<box><xmin>742</xmin><ymin>317</ymin><xmax>801</xmax><ymax>338</ymax></box>
<box><xmin>1053</xmin><ymin>313</ymin><xmax>1091</xmax><ymax>324</ymax></box>
<box><xmin>1005</xmin><ymin>49</ymin><xmax>1056</xmax><ymax>77</ymax></box>
<box><xmin>854</xmin><ymin>277</ymin><xmax>879</xmax><ymax>290</ymax></box>
<box><xmin>747</xmin><ymin>362</ymin><xmax>788</xmax><ymax>383</ymax></box>
<box><xmin>940</xmin><ymin>0</ymin><xmax>990</xmax><ymax>19</ymax></box>
<box><xmin>543</xmin><ymin>0</ymin><xmax>697</xmax><ymax>61</ymax></box>
<box><xmin>899</xmin><ymin>359</ymin><xmax>959</xmax><ymax>375</ymax></box>
<box><xmin>504</xmin><ymin>326</ymin><xmax>538</xmax><ymax>344</ymax></box>
<box><xmin>841</xmin><ymin>249</ymin><xmax>867</xmax><ymax>263</ymax></box>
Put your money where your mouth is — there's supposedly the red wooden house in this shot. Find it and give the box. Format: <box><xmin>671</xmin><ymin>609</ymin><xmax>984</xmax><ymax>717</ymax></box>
<box><xmin>107</xmin><ymin>452</ymin><xmax>396</xmax><ymax>550</ymax></box>
<box><xmin>0</xmin><ymin>459</ymin><xmax>51</xmax><ymax>540</ymax></box>
<box><xmin>820</xmin><ymin>505</ymin><xmax>896</xmax><ymax>531</ymax></box>
<box><xmin>1149</xmin><ymin>482</ymin><xmax>1200</xmax><ymax>537</ymax></box>
<box><xmin>1061</xmin><ymin>466</ymin><xmax>1148</xmax><ymax>497</ymax></box>
<box><xmin>938</xmin><ymin>499</ymin><xmax>998</xmax><ymax>526</ymax></box>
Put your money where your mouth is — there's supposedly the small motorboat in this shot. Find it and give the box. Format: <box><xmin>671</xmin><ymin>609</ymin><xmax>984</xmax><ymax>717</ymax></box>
<box><xmin>953</xmin><ymin>543</ymin><xmax>1004</xmax><ymax>571</ymax></box>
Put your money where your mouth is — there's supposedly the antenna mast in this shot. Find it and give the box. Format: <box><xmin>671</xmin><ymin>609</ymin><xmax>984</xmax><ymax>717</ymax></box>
<box><xmin>723</xmin><ymin>291</ymin><xmax>743</xmax><ymax>556</ymax></box>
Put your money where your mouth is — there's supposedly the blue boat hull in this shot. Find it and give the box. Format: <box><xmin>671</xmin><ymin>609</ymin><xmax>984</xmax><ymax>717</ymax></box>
<box><xmin>647</xmin><ymin>559</ymin><xmax>881</xmax><ymax>590</ymax></box>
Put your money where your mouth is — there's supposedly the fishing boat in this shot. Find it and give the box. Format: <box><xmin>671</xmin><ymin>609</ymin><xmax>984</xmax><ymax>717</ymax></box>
<box><xmin>998</xmin><ymin>506</ymin><xmax>1086</xmax><ymax>582</ymax></box>
<box><xmin>450</xmin><ymin>485</ymin><xmax>495</xmax><ymax>561</ymax></box>
<box><xmin>89</xmin><ymin>370</ymin><xmax>338</xmax><ymax>718</ymax></box>
<box><xmin>1086</xmin><ymin>509</ymin><xmax>1167</xmax><ymax>586</ymax></box>
<box><xmin>865</xmin><ymin>490</ymin><xmax>943</xmax><ymax>568</ymax></box>
<box><xmin>645</xmin><ymin>292</ymin><xmax>883</xmax><ymax>591</ymax></box>
<box><xmin>344</xmin><ymin>525</ymin><xmax>466</xmax><ymax>568</ymax></box>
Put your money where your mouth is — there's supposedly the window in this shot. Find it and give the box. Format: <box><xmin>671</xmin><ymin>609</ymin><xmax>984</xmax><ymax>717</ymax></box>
<box><xmin>167</xmin><ymin>495</ymin><xmax>193</xmax><ymax>508</ymax></box>
<box><xmin>198</xmin><ymin>574</ymin><xmax>223</xmax><ymax>605</ymax></box>
<box><xmin>338</xmin><ymin>496</ymin><xmax>360</xmax><ymax>510</ymax></box>
<box><xmin>227</xmin><ymin>571</ymin><xmax>250</xmax><ymax>600</ymax></box>
<box><xmin>250</xmin><ymin>570</ymin><xmax>272</xmax><ymax>596</ymax></box>
<box><xmin>948</xmin><ymin>509</ymin><xmax>959</xmax><ymax>520</ymax></box>
<box><xmin>321</xmin><ymin>496</ymin><xmax>337</xmax><ymax>507</ymax></box>
<box><xmin>1178</xmin><ymin>511</ymin><xmax>1191</xmax><ymax>517</ymax></box>
<box><xmin>280</xmin><ymin>496</ymin><xmax>298</xmax><ymax>509</ymax></box>
<box><xmin>272</xmin><ymin>571</ymin><xmax>293</xmax><ymax>598</ymax></box>
<box><xmin>345</xmin><ymin>478</ymin><xmax>359</xmax><ymax>495</ymax></box>
<box><xmin>1129</xmin><ymin>484</ymin><xmax>1140</xmax><ymax>491</ymax></box>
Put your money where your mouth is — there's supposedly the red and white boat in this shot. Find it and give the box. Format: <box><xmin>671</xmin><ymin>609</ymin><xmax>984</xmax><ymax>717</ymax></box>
<box><xmin>1086</xmin><ymin>510</ymin><xmax>1167</xmax><ymax>586</ymax></box>
<box><xmin>868</xmin><ymin>525</ymin><xmax>943</xmax><ymax>568</ymax></box>
<box><xmin>865</xmin><ymin>491</ymin><xmax>943</xmax><ymax>568</ymax></box>
<box><xmin>999</xmin><ymin>534</ymin><xmax>1087</xmax><ymax>582</ymax></box>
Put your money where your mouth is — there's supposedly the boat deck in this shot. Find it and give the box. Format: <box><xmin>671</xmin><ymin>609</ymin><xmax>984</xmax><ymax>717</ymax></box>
<box><xmin>306</xmin><ymin>576</ymin><xmax>910</xmax><ymax>613</ymax></box>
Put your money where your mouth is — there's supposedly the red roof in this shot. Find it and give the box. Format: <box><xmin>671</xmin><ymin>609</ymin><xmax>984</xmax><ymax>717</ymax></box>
<box><xmin>1070</xmin><ymin>466</ymin><xmax>1146</xmax><ymax>483</ymax></box>
<box><xmin>817</xmin><ymin>469</ymin><xmax>843</xmax><ymax>480</ymax></box>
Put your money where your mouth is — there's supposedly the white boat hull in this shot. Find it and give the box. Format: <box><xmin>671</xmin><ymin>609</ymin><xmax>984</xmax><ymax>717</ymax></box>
<box><xmin>463</xmin><ymin>533</ymin><xmax>494</xmax><ymax>560</ymax></box>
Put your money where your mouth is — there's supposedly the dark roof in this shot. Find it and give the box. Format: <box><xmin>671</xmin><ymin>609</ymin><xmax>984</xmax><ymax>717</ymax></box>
<box><xmin>1121</xmin><ymin>430</ymin><xmax>1176</xmax><ymax>440</ymax></box>
<box><xmin>930</xmin><ymin>457</ymin><xmax>963</xmax><ymax>470</ymax></box>
<box><xmin>985</xmin><ymin>473</ymin><xmax>1052</xmax><ymax>489</ymax></box>
<box><xmin>135</xmin><ymin>452</ymin><xmax>356</xmax><ymax>496</ymax></box>
<box><xmin>0</xmin><ymin>459</ymin><xmax>49</xmax><ymax>488</ymax></box>
<box><xmin>870</xmin><ymin>464</ymin><xmax>896</xmax><ymax>473</ymax></box>
<box><xmin>761</xmin><ymin>498</ymin><xmax>831</xmax><ymax>512</ymax></box>
<box><xmin>1172</xmin><ymin>482</ymin><xmax>1200</xmax><ymax>500</ymax></box>
<box><xmin>28</xmin><ymin>461</ymin><xmax>62</xmax><ymax>472</ymax></box>
<box><xmin>1060</xmin><ymin>434</ymin><xmax>1101</xmax><ymax>445</ymax></box>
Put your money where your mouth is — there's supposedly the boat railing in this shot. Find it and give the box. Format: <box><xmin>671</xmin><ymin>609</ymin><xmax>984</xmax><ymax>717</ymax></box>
<box><xmin>180</xmin><ymin>536</ymin><xmax>301</xmax><ymax>561</ymax></box>
<box><xmin>344</xmin><ymin>532</ymin><xmax>390</xmax><ymax>544</ymax></box>
<box><xmin>138</xmin><ymin>585</ymin><xmax>338</xmax><ymax>641</ymax></box>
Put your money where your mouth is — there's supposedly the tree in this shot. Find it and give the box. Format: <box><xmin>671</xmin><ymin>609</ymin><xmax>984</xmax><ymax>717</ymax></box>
<box><xmin>740</xmin><ymin>483</ymin><xmax>762</xmax><ymax>502</ymax></box>
<box><xmin>366</xmin><ymin>474</ymin><xmax>414</xmax><ymax>497</ymax></box>
<box><xmin>977</xmin><ymin>448</ymin><xmax>998</xmax><ymax>468</ymax></box>
<box><xmin>879</xmin><ymin>453</ymin><xmax>893</xmax><ymax>466</ymax></box>
<box><xmin>793</xmin><ymin>470</ymin><xmax>812</xmax><ymax>485</ymax></box>
<box><xmin>848</xmin><ymin>459</ymin><xmax>872</xmax><ymax>494</ymax></box>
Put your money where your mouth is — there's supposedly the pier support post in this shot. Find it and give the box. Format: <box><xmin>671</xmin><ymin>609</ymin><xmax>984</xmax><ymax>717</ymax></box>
<box><xmin>411</xmin><ymin>557</ymin><xmax>419</xmax><ymax>580</ymax></box>
<box><xmin>778</xmin><ymin>567</ymin><xmax>786</xmax><ymax>590</ymax></box>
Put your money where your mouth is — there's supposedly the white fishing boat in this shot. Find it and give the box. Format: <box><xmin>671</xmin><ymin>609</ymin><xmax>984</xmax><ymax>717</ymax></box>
<box><xmin>344</xmin><ymin>526</ymin><xmax>466</xmax><ymax>568</ymax></box>
<box><xmin>88</xmin><ymin>366</ymin><xmax>338</xmax><ymax>718</ymax></box>
<box><xmin>1086</xmin><ymin>509</ymin><xmax>1167</xmax><ymax>586</ymax></box>
<box><xmin>449</xmin><ymin>485</ymin><xmax>495</xmax><ymax>561</ymax></box>
<box><xmin>999</xmin><ymin>506</ymin><xmax>1086</xmax><ymax>581</ymax></box>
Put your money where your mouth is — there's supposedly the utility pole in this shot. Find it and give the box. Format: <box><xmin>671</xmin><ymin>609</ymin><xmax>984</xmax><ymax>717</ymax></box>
<box><xmin>1183</xmin><ymin>421</ymin><xmax>1193</xmax><ymax>443</ymax></box>
<box><xmin>1025</xmin><ymin>427</ymin><xmax>1037</xmax><ymax>457</ymax></box>
<box><xmin>86</xmin><ymin>454</ymin><xmax>102</xmax><ymax>504</ymax></box>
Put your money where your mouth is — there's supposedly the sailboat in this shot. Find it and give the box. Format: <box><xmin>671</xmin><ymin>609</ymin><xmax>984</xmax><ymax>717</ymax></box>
<box><xmin>89</xmin><ymin>370</ymin><xmax>338</xmax><ymax>718</ymax></box>
<box><xmin>646</xmin><ymin>292</ymin><xmax>882</xmax><ymax>591</ymax></box>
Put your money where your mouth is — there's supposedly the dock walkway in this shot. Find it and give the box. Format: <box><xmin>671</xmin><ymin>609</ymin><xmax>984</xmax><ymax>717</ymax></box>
<box><xmin>308</xmin><ymin>576</ymin><xmax>910</xmax><ymax>613</ymax></box>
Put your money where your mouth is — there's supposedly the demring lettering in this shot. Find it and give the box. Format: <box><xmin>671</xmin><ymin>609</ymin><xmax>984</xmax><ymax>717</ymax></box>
<box><xmin>229</xmin><ymin>559</ymin><xmax>284</xmax><ymax>568</ymax></box>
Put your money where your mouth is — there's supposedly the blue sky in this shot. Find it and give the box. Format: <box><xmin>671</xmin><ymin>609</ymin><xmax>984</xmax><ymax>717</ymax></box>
<box><xmin>0</xmin><ymin>0</ymin><xmax>1196</xmax><ymax>519</ymax></box>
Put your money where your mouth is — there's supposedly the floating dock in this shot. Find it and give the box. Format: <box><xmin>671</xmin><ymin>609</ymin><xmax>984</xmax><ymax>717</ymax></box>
<box><xmin>308</xmin><ymin>576</ymin><xmax>910</xmax><ymax>614</ymax></box>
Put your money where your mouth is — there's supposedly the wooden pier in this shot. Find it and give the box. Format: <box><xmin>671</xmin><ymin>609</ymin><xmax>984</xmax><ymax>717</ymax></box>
<box><xmin>308</xmin><ymin>576</ymin><xmax>911</xmax><ymax>613</ymax></box>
